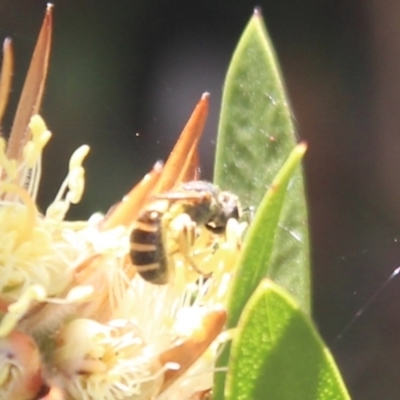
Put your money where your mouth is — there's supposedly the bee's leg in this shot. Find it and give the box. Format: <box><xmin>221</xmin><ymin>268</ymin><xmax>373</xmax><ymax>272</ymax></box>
<box><xmin>169</xmin><ymin>214</ymin><xmax>211</xmax><ymax>277</ymax></box>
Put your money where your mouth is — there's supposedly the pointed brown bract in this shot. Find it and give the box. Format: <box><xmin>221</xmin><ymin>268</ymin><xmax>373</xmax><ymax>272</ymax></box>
<box><xmin>177</xmin><ymin>147</ymin><xmax>200</xmax><ymax>183</ymax></box>
<box><xmin>152</xmin><ymin>92</ymin><xmax>209</xmax><ymax>194</ymax></box>
<box><xmin>101</xmin><ymin>161</ymin><xmax>163</xmax><ymax>231</ymax></box>
<box><xmin>158</xmin><ymin>306</ymin><xmax>226</xmax><ymax>394</ymax></box>
<box><xmin>0</xmin><ymin>38</ymin><xmax>13</xmax><ymax>127</ymax></box>
<box><xmin>102</xmin><ymin>94</ymin><xmax>208</xmax><ymax>230</ymax></box>
<box><xmin>6</xmin><ymin>4</ymin><xmax>52</xmax><ymax>161</ymax></box>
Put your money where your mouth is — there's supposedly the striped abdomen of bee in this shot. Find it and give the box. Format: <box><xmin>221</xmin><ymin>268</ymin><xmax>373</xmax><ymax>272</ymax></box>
<box><xmin>130</xmin><ymin>200</ymin><xmax>170</xmax><ymax>285</ymax></box>
<box><xmin>130</xmin><ymin>181</ymin><xmax>242</xmax><ymax>285</ymax></box>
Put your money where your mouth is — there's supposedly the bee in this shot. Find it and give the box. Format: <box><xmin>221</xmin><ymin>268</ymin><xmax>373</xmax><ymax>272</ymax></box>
<box><xmin>129</xmin><ymin>181</ymin><xmax>241</xmax><ymax>284</ymax></box>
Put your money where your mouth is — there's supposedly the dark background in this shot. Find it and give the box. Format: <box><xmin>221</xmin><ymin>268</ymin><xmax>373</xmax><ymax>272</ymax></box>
<box><xmin>1</xmin><ymin>1</ymin><xmax>400</xmax><ymax>398</ymax></box>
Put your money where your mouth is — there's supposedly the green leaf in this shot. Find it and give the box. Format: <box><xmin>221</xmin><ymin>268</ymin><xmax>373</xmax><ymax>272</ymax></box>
<box><xmin>213</xmin><ymin>10</ymin><xmax>310</xmax><ymax>311</ymax></box>
<box><xmin>225</xmin><ymin>280</ymin><xmax>351</xmax><ymax>400</ymax></box>
<box><xmin>214</xmin><ymin>8</ymin><xmax>300</xmax><ymax>208</ymax></box>
<box><xmin>226</xmin><ymin>143</ymin><xmax>307</xmax><ymax>329</ymax></box>
<box><xmin>214</xmin><ymin>8</ymin><xmax>310</xmax><ymax>311</ymax></box>
<box><xmin>213</xmin><ymin>10</ymin><xmax>311</xmax><ymax>399</ymax></box>
<box><xmin>214</xmin><ymin>143</ymin><xmax>307</xmax><ymax>399</ymax></box>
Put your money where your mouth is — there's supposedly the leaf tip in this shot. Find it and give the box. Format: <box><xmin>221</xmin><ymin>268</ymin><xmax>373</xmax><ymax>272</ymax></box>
<box><xmin>259</xmin><ymin>278</ymin><xmax>274</xmax><ymax>291</ymax></box>
<box><xmin>253</xmin><ymin>7</ymin><xmax>263</xmax><ymax>17</ymax></box>
<box><xmin>296</xmin><ymin>141</ymin><xmax>308</xmax><ymax>157</ymax></box>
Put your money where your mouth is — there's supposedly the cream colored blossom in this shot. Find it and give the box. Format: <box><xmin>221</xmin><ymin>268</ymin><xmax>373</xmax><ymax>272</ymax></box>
<box><xmin>0</xmin><ymin>6</ymin><xmax>246</xmax><ymax>399</ymax></box>
<box><xmin>0</xmin><ymin>109</ymin><xmax>245</xmax><ymax>399</ymax></box>
<box><xmin>0</xmin><ymin>115</ymin><xmax>95</xmax><ymax>336</ymax></box>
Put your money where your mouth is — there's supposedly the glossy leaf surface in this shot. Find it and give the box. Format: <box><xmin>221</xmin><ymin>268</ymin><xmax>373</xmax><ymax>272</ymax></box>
<box><xmin>213</xmin><ymin>10</ymin><xmax>312</xmax><ymax>399</ymax></box>
<box><xmin>213</xmin><ymin>10</ymin><xmax>310</xmax><ymax>311</ymax></box>
<box><xmin>225</xmin><ymin>280</ymin><xmax>351</xmax><ymax>400</ymax></box>
<box><xmin>214</xmin><ymin>143</ymin><xmax>307</xmax><ymax>399</ymax></box>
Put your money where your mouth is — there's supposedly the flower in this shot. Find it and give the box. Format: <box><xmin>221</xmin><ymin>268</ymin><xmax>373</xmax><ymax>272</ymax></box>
<box><xmin>0</xmin><ymin>5</ymin><xmax>246</xmax><ymax>400</ymax></box>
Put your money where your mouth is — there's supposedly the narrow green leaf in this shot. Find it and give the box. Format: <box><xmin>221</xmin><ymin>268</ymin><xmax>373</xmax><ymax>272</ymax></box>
<box><xmin>214</xmin><ymin>8</ymin><xmax>300</xmax><ymax>210</ymax></box>
<box><xmin>213</xmin><ymin>9</ymin><xmax>312</xmax><ymax>399</ymax></box>
<box><xmin>226</xmin><ymin>143</ymin><xmax>307</xmax><ymax>329</ymax></box>
<box><xmin>213</xmin><ymin>9</ymin><xmax>310</xmax><ymax>311</ymax></box>
<box><xmin>214</xmin><ymin>143</ymin><xmax>306</xmax><ymax>399</ymax></box>
<box><xmin>226</xmin><ymin>280</ymin><xmax>351</xmax><ymax>400</ymax></box>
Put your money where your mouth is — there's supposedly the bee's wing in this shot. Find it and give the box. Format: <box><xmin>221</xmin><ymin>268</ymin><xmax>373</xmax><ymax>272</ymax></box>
<box><xmin>154</xmin><ymin>190</ymin><xmax>210</xmax><ymax>202</ymax></box>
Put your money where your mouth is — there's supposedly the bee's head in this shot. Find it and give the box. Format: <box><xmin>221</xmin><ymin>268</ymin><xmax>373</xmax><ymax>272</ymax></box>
<box><xmin>206</xmin><ymin>191</ymin><xmax>241</xmax><ymax>234</ymax></box>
